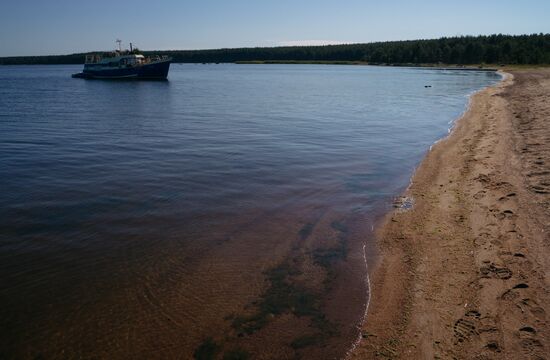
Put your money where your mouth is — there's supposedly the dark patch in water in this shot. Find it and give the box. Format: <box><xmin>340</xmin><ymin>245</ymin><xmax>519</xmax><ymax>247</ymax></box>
<box><xmin>194</xmin><ymin>337</ymin><xmax>221</xmax><ymax>360</ymax></box>
<box><xmin>231</xmin><ymin>261</ymin><xmax>333</xmax><ymax>336</ymax></box>
<box><xmin>226</xmin><ymin>222</ymin><xmax>352</xmax><ymax>353</ymax></box>
<box><xmin>312</xmin><ymin>221</ymin><xmax>349</xmax><ymax>288</ymax></box>
<box><xmin>222</xmin><ymin>349</ymin><xmax>251</xmax><ymax>360</ymax></box>
<box><xmin>299</xmin><ymin>222</ymin><xmax>315</xmax><ymax>240</ymax></box>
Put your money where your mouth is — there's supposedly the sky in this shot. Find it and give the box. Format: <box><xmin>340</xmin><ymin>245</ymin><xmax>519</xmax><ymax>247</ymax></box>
<box><xmin>1</xmin><ymin>0</ymin><xmax>549</xmax><ymax>56</ymax></box>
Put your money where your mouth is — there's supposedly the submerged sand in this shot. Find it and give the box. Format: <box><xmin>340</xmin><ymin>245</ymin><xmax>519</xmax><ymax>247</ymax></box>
<box><xmin>352</xmin><ymin>69</ymin><xmax>550</xmax><ymax>359</ymax></box>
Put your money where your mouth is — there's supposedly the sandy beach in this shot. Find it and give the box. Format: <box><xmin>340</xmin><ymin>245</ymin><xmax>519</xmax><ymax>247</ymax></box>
<box><xmin>352</xmin><ymin>68</ymin><xmax>550</xmax><ymax>359</ymax></box>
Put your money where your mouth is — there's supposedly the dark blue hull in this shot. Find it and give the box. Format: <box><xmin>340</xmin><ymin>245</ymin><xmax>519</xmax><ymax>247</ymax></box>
<box><xmin>72</xmin><ymin>59</ymin><xmax>170</xmax><ymax>80</ymax></box>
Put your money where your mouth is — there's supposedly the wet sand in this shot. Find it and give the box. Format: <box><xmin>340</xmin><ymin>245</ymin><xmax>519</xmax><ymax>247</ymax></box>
<box><xmin>352</xmin><ymin>68</ymin><xmax>550</xmax><ymax>359</ymax></box>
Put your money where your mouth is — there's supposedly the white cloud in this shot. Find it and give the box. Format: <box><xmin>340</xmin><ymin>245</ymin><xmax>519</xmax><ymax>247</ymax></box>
<box><xmin>277</xmin><ymin>40</ymin><xmax>351</xmax><ymax>47</ymax></box>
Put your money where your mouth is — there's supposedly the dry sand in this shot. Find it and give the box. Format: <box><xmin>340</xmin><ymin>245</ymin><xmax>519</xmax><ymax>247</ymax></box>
<box><xmin>352</xmin><ymin>69</ymin><xmax>550</xmax><ymax>359</ymax></box>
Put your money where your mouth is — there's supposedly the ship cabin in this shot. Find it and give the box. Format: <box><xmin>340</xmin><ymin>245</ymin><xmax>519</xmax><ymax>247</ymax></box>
<box><xmin>84</xmin><ymin>53</ymin><xmax>149</xmax><ymax>69</ymax></box>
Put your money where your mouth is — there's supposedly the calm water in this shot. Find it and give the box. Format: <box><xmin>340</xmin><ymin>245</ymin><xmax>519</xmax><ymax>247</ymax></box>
<box><xmin>0</xmin><ymin>64</ymin><xmax>499</xmax><ymax>359</ymax></box>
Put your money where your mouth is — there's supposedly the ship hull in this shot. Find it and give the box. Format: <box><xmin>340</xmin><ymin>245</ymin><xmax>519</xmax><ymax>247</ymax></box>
<box><xmin>72</xmin><ymin>59</ymin><xmax>171</xmax><ymax>80</ymax></box>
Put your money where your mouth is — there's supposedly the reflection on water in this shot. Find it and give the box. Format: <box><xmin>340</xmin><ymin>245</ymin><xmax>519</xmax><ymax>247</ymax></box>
<box><xmin>0</xmin><ymin>64</ymin><xmax>499</xmax><ymax>359</ymax></box>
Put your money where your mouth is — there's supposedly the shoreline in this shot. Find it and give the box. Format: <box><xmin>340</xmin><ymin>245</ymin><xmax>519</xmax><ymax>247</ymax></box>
<box><xmin>352</xmin><ymin>68</ymin><xmax>550</xmax><ymax>359</ymax></box>
<box><xmin>234</xmin><ymin>61</ymin><xmax>500</xmax><ymax>71</ymax></box>
<box><xmin>343</xmin><ymin>75</ymin><xmax>504</xmax><ymax>359</ymax></box>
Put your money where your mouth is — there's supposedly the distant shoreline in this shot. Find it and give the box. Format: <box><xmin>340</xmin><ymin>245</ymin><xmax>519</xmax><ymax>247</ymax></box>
<box><xmin>0</xmin><ymin>60</ymin><xmax>504</xmax><ymax>72</ymax></box>
<box><xmin>5</xmin><ymin>59</ymin><xmax>549</xmax><ymax>73</ymax></box>
<box><xmin>234</xmin><ymin>60</ymin><xmax>500</xmax><ymax>71</ymax></box>
<box><xmin>1</xmin><ymin>34</ymin><xmax>549</xmax><ymax>66</ymax></box>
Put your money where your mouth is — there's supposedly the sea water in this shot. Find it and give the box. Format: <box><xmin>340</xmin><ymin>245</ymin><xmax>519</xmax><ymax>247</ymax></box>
<box><xmin>0</xmin><ymin>64</ymin><xmax>500</xmax><ymax>359</ymax></box>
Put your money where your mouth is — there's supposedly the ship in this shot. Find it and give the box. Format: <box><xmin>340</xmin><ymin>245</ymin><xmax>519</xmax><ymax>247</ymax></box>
<box><xmin>72</xmin><ymin>41</ymin><xmax>171</xmax><ymax>80</ymax></box>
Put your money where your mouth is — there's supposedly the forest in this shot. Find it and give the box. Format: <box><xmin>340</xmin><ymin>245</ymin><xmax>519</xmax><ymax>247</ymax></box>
<box><xmin>1</xmin><ymin>34</ymin><xmax>549</xmax><ymax>65</ymax></box>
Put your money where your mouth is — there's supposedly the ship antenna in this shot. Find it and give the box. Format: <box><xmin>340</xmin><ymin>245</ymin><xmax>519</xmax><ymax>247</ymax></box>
<box><xmin>116</xmin><ymin>39</ymin><xmax>122</xmax><ymax>52</ymax></box>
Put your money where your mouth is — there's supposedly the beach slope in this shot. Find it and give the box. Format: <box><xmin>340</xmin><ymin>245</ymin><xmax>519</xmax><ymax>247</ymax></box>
<box><xmin>353</xmin><ymin>69</ymin><xmax>550</xmax><ymax>359</ymax></box>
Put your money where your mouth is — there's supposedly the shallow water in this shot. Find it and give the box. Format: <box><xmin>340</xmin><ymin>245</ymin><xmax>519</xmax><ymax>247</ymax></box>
<box><xmin>0</xmin><ymin>64</ymin><xmax>499</xmax><ymax>358</ymax></box>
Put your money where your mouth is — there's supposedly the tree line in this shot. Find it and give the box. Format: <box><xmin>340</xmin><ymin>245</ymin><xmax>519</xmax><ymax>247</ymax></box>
<box><xmin>1</xmin><ymin>34</ymin><xmax>549</xmax><ymax>65</ymax></box>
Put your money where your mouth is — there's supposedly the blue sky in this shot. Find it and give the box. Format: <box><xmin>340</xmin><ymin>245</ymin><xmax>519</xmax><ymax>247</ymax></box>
<box><xmin>1</xmin><ymin>0</ymin><xmax>549</xmax><ymax>56</ymax></box>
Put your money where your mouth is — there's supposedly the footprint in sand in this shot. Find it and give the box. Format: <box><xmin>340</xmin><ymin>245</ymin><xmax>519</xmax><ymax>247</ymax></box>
<box><xmin>518</xmin><ymin>326</ymin><xmax>544</xmax><ymax>355</ymax></box>
<box><xmin>474</xmin><ymin>190</ymin><xmax>487</xmax><ymax>199</ymax></box>
<box><xmin>500</xmin><ymin>283</ymin><xmax>529</xmax><ymax>301</ymax></box>
<box><xmin>517</xmin><ymin>298</ymin><xmax>547</xmax><ymax>320</ymax></box>
<box><xmin>480</xmin><ymin>263</ymin><xmax>513</xmax><ymax>280</ymax></box>
<box><xmin>490</xmin><ymin>208</ymin><xmax>516</xmax><ymax>221</ymax></box>
<box><xmin>453</xmin><ymin>310</ymin><xmax>481</xmax><ymax>344</ymax></box>
<box><xmin>497</xmin><ymin>192</ymin><xmax>516</xmax><ymax>201</ymax></box>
